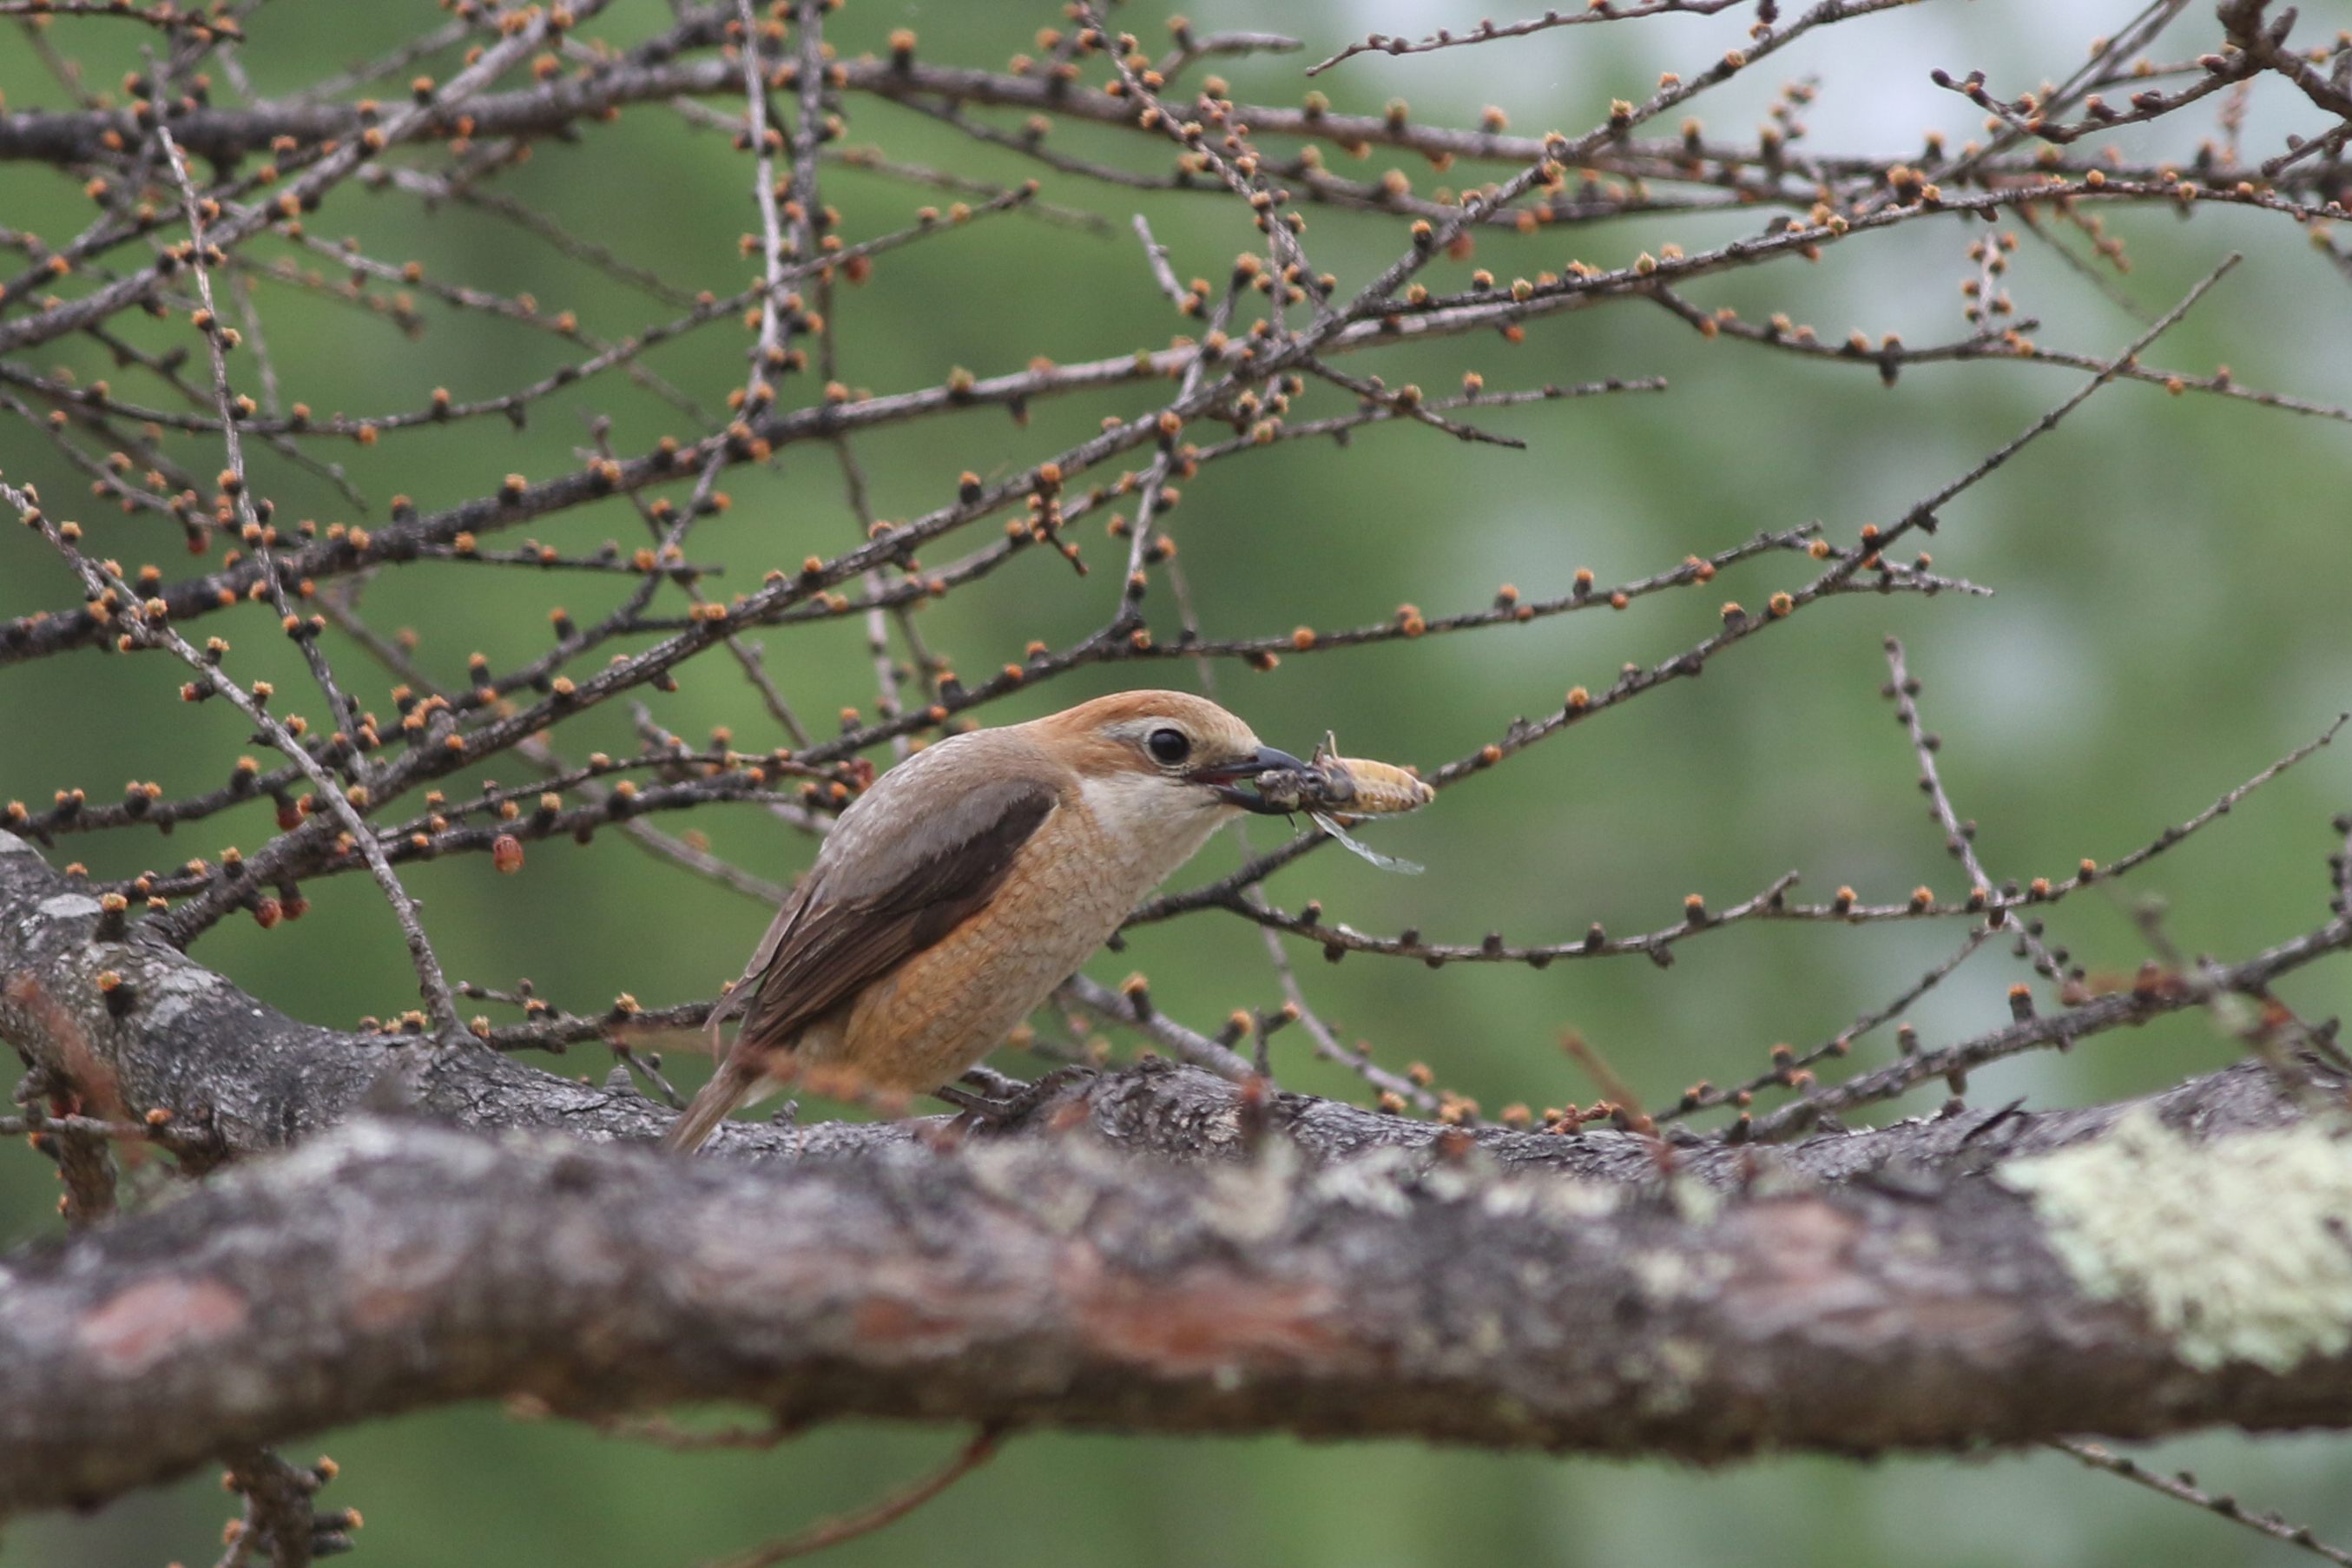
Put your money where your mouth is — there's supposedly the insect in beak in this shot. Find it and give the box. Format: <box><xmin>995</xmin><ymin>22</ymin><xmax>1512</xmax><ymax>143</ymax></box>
<box><xmin>1189</xmin><ymin>745</ymin><xmax>1308</xmax><ymax>814</ymax></box>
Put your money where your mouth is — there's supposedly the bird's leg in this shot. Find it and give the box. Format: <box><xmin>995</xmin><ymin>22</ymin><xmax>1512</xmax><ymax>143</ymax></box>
<box><xmin>930</xmin><ymin>1065</ymin><xmax>1031</xmax><ymax>1128</ymax></box>
<box><xmin>932</xmin><ymin>1064</ymin><xmax>1098</xmax><ymax>1130</ymax></box>
<box><xmin>958</xmin><ymin>1064</ymin><xmax>1030</xmax><ymax>1098</ymax></box>
<box><xmin>932</xmin><ymin>1083</ymin><xmax>1017</xmax><ymax>1125</ymax></box>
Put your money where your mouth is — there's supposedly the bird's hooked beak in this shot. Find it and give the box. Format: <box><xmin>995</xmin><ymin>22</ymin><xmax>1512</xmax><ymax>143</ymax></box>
<box><xmin>1189</xmin><ymin>745</ymin><xmax>1308</xmax><ymax>814</ymax></box>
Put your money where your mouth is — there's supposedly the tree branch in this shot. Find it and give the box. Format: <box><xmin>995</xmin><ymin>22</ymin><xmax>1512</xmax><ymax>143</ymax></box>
<box><xmin>3</xmin><ymin>1056</ymin><xmax>2347</xmax><ymax>1519</ymax></box>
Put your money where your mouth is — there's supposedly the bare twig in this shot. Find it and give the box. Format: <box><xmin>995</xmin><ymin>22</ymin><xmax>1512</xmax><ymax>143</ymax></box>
<box><xmin>2050</xmin><ymin>1439</ymin><xmax>2352</xmax><ymax>1567</ymax></box>
<box><xmin>1309</xmin><ymin>2</ymin><xmax>1742</xmax><ymax>74</ymax></box>
<box><xmin>698</xmin><ymin>1427</ymin><xmax>1001</xmax><ymax>1568</ymax></box>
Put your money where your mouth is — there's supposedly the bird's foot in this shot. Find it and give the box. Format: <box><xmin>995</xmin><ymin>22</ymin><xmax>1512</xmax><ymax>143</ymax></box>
<box><xmin>933</xmin><ymin>1065</ymin><xmax>1098</xmax><ymax>1132</ymax></box>
<box><xmin>957</xmin><ymin>1064</ymin><xmax>1029</xmax><ymax>1099</ymax></box>
<box><xmin>931</xmin><ymin>1084</ymin><xmax>1013</xmax><ymax>1125</ymax></box>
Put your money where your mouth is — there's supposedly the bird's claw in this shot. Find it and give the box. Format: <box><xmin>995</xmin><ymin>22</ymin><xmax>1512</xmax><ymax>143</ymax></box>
<box><xmin>957</xmin><ymin>1064</ymin><xmax>1028</xmax><ymax>1098</ymax></box>
<box><xmin>934</xmin><ymin>1064</ymin><xmax>1098</xmax><ymax>1131</ymax></box>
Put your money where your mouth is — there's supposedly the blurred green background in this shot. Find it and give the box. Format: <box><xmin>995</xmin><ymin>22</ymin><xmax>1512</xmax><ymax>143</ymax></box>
<box><xmin>5</xmin><ymin>0</ymin><xmax>2352</xmax><ymax>1561</ymax></box>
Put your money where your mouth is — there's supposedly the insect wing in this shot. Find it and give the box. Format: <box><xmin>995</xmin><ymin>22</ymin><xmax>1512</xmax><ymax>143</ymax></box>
<box><xmin>1311</xmin><ymin>811</ymin><xmax>1425</xmax><ymax>874</ymax></box>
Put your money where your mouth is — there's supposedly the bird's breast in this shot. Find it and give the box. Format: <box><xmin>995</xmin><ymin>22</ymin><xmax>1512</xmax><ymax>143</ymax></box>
<box><xmin>822</xmin><ymin>787</ymin><xmax>1221</xmax><ymax>1092</ymax></box>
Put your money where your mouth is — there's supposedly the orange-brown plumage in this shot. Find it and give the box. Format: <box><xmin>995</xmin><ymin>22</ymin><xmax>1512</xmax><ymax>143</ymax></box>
<box><xmin>664</xmin><ymin>690</ymin><xmax>1298</xmax><ymax>1151</ymax></box>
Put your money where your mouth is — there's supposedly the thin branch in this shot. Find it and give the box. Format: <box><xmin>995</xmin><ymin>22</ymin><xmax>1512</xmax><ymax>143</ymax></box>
<box><xmin>1660</xmin><ymin>926</ymin><xmax>1997</xmax><ymax>1125</ymax></box>
<box><xmin>1884</xmin><ymin>636</ymin><xmax>2064</xmax><ymax>986</ymax></box>
<box><xmin>6</xmin><ymin>478</ymin><xmax>465</xmax><ymax>1044</ymax></box>
<box><xmin>1060</xmin><ymin>973</ymin><xmax>1255</xmax><ymax>1082</ymax></box>
<box><xmin>2049</xmin><ymin>1439</ymin><xmax>2352</xmax><ymax>1567</ymax></box>
<box><xmin>702</xmin><ymin>1428</ymin><xmax>1001</xmax><ymax>1568</ymax></box>
<box><xmin>1889</xmin><ymin>254</ymin><xmax>2241</xmax><ymax>539</ymax></box>
<box><xmin>1756</xmin><ymin>906</ymin><xmax>2352</xmax><ymax>1139</ymax></box>
<box><xmin>1308</xmin><ymin>1</ymin><xmax>1741</xmax><ymax>76</ymax></box>
<box><xmin>1131</xmin><ymin>213</ymin><xmax>1189</xmax><ymax>310</ymax></box>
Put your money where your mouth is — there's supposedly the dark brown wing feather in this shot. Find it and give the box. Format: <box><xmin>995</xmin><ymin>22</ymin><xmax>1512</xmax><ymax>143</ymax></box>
<box><xmin>732</xmin><ymin>778</ymin><xmax>1057</xmax><ymax>1056</ymax></box>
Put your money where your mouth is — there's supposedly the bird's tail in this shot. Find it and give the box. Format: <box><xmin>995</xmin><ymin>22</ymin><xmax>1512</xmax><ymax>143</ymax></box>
<box><xmin>664</xmin><ymin>1059</ymin><xmax>756</xmax><ymax>1153</ymax></box>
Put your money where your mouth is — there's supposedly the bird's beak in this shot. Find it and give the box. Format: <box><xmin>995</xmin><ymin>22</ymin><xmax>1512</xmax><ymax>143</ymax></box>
<box><xmin>1190</xmin><ymin>745</ymin><xmax>1308</xmax><ymax>814</ymax></box>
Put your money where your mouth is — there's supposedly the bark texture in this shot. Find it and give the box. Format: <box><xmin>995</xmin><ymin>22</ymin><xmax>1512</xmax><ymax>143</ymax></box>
<box><xmin>7</xmin><ymin>1096</ymin><xmax>2349</xmax><ymax>1518</ymax></box>
<box><xmin>4</xmin><ymin>828</ymin><xmax>2351</xmax><ymax>1518</ymax></box>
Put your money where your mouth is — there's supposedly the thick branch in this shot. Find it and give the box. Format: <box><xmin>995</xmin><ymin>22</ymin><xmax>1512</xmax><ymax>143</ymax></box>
<box><xmin>5</xmin><ymin>1071</ymin><xmax>2349</xmax><ymax>1519</ymax></box>
<box><xmin>11</xmin><ymin>814</ymin><xmax>2352</xmax><ymax>1513</ymax></box>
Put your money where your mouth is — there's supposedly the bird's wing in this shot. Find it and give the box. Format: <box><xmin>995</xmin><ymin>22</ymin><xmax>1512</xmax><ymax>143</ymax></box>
<box><xmin>730</xmin><ymin>774</ymin><xmax>1060</xmax><ymax>1056</ymax></box>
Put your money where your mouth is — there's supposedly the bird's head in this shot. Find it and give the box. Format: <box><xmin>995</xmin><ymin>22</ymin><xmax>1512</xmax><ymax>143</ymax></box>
<box><xmin>1031</xmin><ymin>690</ymin><xmax>1303</xmax><ymax>821</ymax></box>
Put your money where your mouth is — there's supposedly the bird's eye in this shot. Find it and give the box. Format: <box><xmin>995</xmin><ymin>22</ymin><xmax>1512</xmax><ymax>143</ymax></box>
<box><xmin>1146</xmin><ymin>727</ymin><xmax>1192</xmax><ymax>766</ymax></box>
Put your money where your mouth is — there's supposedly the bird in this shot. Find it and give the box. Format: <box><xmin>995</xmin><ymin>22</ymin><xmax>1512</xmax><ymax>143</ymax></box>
<box><xmin>662</xmin><ymin>689</ymin><xmax>1303</xmax><ymax>1151</ymax></box>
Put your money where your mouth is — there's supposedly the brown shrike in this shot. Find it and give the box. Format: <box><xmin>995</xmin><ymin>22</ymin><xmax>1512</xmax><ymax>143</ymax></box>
<box><xmin>664</xmin><ymin>690</ymin><xmax>1301</xmax><ymax>1151</ymax></box>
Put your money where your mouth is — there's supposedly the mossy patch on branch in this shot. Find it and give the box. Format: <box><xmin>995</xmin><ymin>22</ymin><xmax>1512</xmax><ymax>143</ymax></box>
<box><xmin>2002</xmin><ymin>1107</ymin><xmax>2352</xmax><ymax>1372</ymax></box>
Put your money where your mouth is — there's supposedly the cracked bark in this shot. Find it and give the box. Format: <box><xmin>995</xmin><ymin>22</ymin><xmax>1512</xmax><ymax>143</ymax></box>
<box><xmin>3</xmin><ymin>828</ymin><xmax>2349</xmax><ymax>1519</ymax></box>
